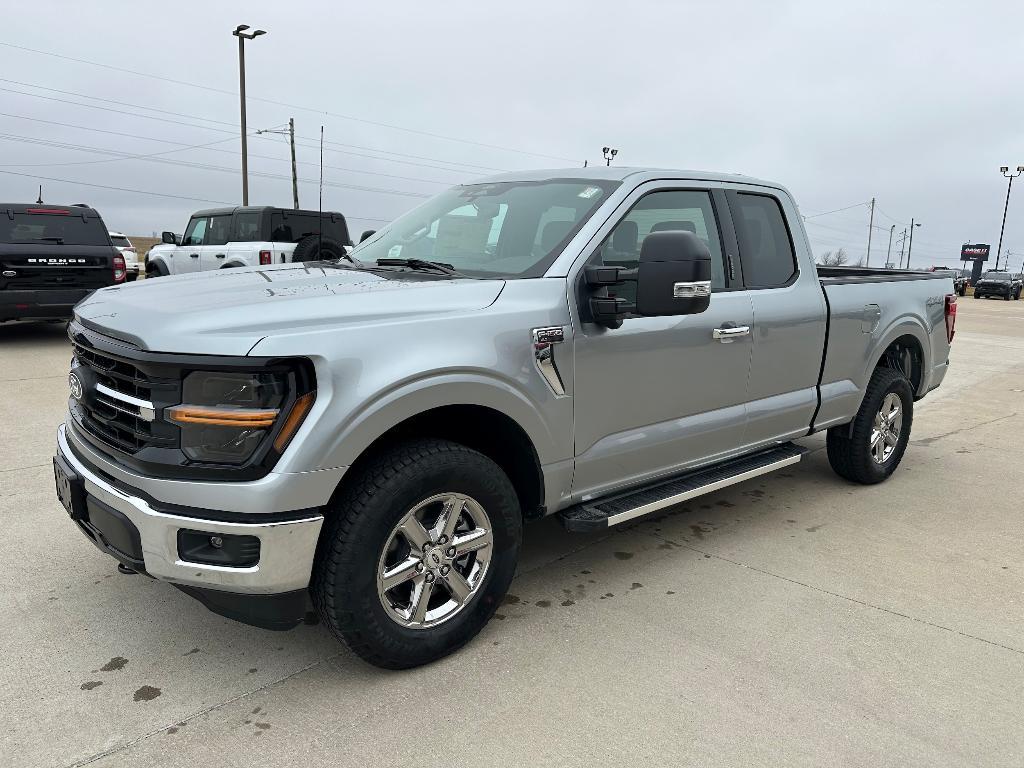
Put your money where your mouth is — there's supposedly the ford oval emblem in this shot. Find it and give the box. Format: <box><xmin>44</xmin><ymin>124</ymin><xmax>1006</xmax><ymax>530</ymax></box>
<box><xmin>68</xmin><ymin>372</ymin><xmax>83</xmax><ymax>401</ymax></box>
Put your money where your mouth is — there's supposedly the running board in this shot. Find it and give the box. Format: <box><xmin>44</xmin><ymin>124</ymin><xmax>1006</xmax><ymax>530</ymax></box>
<box><xmin>559</xmin><ymin>443</ymin><xmax>808</xmax><ymax>532</ymax></box>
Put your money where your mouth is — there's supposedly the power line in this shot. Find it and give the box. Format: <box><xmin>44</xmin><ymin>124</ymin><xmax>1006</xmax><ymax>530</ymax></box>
<box><xmin>875</xmin><ymin>207</ymin><xmax>907</xmax><ymax>225</ymax></box>
<box><xmin>0</xmin><ymin>168</ymin><xmax>396</xmax><ymax>223</ymax></box>
<box><xmin>0</xmin><ymin>86</ymin><xmax>503</xmax><ymax>174</ymax></box>
<box><xmin>0</xmin><ymin>114</ymin><xmax>455</xmax><ymax>186</ymax></box>
<box><xmin>803</xmin><ymin>201</ymin><xmax>868</xmax><ymax>219</ymax></box>
<box><xmin>0</xmin><ymin>169</ymin><xmax>235</xmax><ymax>205</ymax></box>
<box><xmin>0</xmin><ymin>133</ymin><xmax>433</xmax><ymax>199</ymax></box>
<box><xmin>0</xmin><ymin>133</ymin><xmax>242</xmax><ymax>167</ymax></box>
<box><xmin>0</xmin><ymin>40</ymin><xmax>579</xmax><ymax>163</ymax></box>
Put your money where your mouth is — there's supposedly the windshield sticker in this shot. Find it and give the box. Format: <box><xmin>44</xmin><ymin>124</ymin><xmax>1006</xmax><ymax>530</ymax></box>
<box><xmin>578</xmin><ymin>186</ymin><xmax>603</xmax><ymax>199</ymax></box>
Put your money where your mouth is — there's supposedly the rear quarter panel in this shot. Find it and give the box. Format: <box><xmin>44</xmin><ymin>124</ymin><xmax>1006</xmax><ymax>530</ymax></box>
<box><xmin>815</xmin><ymin>276</ymin><xmax>952</xmax><ymax>430</ymax></box>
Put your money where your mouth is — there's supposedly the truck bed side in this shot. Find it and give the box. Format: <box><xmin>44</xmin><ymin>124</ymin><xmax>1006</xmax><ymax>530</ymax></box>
<box><xmin>813</xmin><ymin>270</ymin><xmax>953</xmax><ymax>431</ymax></box>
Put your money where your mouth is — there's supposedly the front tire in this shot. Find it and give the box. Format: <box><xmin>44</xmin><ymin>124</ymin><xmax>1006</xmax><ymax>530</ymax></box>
<box><xmin>826</xmin><ymin>367</ymin><xmax>914</xmax><ymax>485</ymax></box>
<box><xmin>313</xmin><ymin>439</ymin><xmax>522</xmax><ymax>669</ymax></box>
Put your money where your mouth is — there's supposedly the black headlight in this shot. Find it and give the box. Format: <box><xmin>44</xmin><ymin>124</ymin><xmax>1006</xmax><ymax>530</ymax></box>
<box><xmin>168</xmin><ymin>370</ymin><xmax>313</xmax><ymax>465</ymax></box>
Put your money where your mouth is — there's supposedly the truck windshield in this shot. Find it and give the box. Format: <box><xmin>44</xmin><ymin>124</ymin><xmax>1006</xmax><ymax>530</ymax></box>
<box><xmin>983</xmin><ymin>272</ymin><xmax>1011</xmax><ymax>281</ymax></box>
<box><xmin>1</xmin><ymin>212</ymin><xmax>111</xmax><ymax>246</ymax></box>
<box><xmin>351</xmin><ymin>179</ymin><xmax>620</xmax><ymax>278</ymax></box>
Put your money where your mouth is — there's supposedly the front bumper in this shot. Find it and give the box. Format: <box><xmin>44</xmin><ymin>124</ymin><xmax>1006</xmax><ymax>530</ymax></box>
<box><xmin>57</xmin><ymin>423</ymin><xmax>326</xmax><ymax>606</ymax></box>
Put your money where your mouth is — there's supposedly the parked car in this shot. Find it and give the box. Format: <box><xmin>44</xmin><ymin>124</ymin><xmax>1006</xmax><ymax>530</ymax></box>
<box><xmin>1</xmin><ymin>204</ymin><xmax>125</xmax><ymax>322</ymax></box>
<box><xmin>973</xmin><ymin>270</ymin><xmax>1021</xmax><ymax>300</ymax></box>
<box><xmin>145</xmin><ymin>206</ymin><xmax>350</xmax><ymax>278</ymax></box>
<box><xmin>108</xmin><ymin>231</ymin><xmax>138</xmax><ymax>282</ymax></box>
<box><xmin>53</xmin><ymin>168</ymin><xmax>955</xmax><ymax>669</ymax></box>
<box><xmin>931</xmin><ymin>267</ymin><xmax>966</xmax><ymax>296</ymax></box>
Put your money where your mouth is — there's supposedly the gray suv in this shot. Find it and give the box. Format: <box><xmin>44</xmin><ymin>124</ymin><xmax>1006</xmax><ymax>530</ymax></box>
<box><xmin>54</xmin><ymin>168</ymin><xmax>954</xmax><ymax>668</ymax></box>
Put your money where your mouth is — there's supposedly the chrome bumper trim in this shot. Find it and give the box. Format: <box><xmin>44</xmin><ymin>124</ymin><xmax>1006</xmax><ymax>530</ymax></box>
<box><xmin>57</xmin><ymin>424</ymin><xmax>324</xmax><ymax>594</ymax></box>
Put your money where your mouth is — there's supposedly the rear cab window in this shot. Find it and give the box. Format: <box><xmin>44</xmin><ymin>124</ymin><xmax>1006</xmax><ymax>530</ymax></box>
<box><xmin>728</xmin><ymin>192</ymin><xmax>797</xmax><ymax>288</ymax></box>
<box><xmin>270</xmin><ymin>212</ymin><xmax>350</xmax><ymax>245</ymax></box>
<box><xmin>109</xmin><ymin>235</ymin><xmax>132</xmax><ymax>248</ymax></box>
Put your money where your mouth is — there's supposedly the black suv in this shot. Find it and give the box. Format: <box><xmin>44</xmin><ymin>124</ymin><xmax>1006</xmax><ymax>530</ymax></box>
<box><xmin>973</xmin><ymin>270</ymin><xmax>1022</xmax><ymax>301</ymax></box>
<box><xmin>1</xmin><ymin>204</ymin><xmax>124</xmax><ymax>322</ymax></box>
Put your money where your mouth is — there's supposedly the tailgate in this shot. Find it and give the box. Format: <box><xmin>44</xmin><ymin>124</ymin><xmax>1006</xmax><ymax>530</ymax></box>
<box><xmin>0</xmin><ymin>246</ymin><xmax>115</xmax><ymax>292</ymax></box>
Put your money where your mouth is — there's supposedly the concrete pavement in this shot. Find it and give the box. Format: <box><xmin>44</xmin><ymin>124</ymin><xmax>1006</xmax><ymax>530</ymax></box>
<box><xmin>2</xmin><ymin>298</ymin><xmax>1023</xmax><ymax>767</ymax></box>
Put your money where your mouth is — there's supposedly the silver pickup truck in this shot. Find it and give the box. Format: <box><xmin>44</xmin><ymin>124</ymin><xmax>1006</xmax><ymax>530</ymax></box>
<box><xmin>53</xmin><ymin>168</ymin><xmax>956</xmax><ymax>668</ymax></box>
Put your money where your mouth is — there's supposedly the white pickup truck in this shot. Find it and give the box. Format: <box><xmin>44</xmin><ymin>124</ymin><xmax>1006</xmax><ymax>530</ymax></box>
<box><xmin>145</xmin><ymin>206</ymin><xmax>351</xmax><ymax>277</ymax></box>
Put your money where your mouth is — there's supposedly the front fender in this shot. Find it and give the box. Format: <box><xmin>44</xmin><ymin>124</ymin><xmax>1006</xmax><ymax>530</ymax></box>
<box><xmin>317</xmin><ymin>373</ymin><xmax>562</xmax><ymax>471</ymax></box>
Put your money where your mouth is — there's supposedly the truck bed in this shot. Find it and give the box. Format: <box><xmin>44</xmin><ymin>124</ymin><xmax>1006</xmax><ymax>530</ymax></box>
<box><xmin>813</xmin><ymin>266</ymin><xmax>954</xmax><ymax>432</ymax></box>
<box><xmin>816</xmin><ymin>265</ymin><xmax>952</xmax><ymax>284</ymax></box>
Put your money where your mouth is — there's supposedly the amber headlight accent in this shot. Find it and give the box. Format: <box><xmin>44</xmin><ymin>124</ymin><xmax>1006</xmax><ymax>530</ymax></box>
<box><xmin>169</xmin><ymin>371</ymin><xmax>290</xmax><ymax>465</ymax></box>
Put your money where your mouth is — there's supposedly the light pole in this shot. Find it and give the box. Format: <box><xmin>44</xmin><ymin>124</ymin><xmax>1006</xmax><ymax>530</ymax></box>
<box><xmin>905</xmin><ymin>219</ymin><xmax>921</xmax><ymax>268</ymax></box>
<box><xmin>996</xmin><ymin>166</ymin><xmax>1024</xmax><ymax>270</ymax></box>
<box><xmin>602</xmin><ymin>146</ymin><xmax>618</xmax><ymax>166</ymax></box>
<box><xmin>886</xmin><ymin>224</ymin><xmax>895</xmax><ymax>266</ymax></box>
<box><xmin>233</xmin><ymin>24</ymin><xmax>266</xmax><ymax>206</ymax></box>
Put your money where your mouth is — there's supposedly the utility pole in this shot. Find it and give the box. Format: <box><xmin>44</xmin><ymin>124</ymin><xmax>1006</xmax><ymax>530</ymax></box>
<box><xmin>233</xmin><ymin>24</ymin><xmax>266</xmax><ymax>206</ymax></box>
<box><xmin>866</xmin><ymin>197</ymin><xmax>876</xmax><ymax>266</ymax></box>
<box><xmin>256</xmin><ymin>117</ymin><xmax>299</xmax><ymax>209</ymax></box>
<box><xmin>906</xmin><ymin>218</ymin><xmax>920</xmax><ymax>268</ymax></box>
<box><xmin>35</xmin><ymin>184</ymin><xmax>42</xmax><ymax>204</ymax></box>
<box><xmin>997</xmin><ymin>166</ymin><xmax>1024</xmax><ymax>270</ymax></box>
<box><xmin>899</xmin><ymin>228</ymin><xmax>908</xmax><ymax>266</ymax></box>
<box><xmin>886</xmin><ymin>224</ymin><xmax>895</xmax><ymax>266</ymax></box>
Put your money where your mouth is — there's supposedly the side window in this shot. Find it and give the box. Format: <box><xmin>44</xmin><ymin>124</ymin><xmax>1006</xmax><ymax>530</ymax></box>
<box><xmin>594</xmin><ymin>190</ymin><xmax>726</xmax><ymax>305</ymax></box>
<box><xmin>731</xmin><ymin>193</ymin><xmax>796</xmax><ymax>288</ymax></box>
<box><xmin>234</xmin><ymin>212</ymin><xmax>261</xmax><ymax>242</ymax></box>
<box><xmin>182</xmin><ymin>217</ymin><xmax>208</xmax><ymax>247</ymax></box>
<box><xmin>270</xmin><ymin>213</ymin><xmax>287</xmax><ymax>241</ymax></box>
<box><xmin>206</xmin><ymin>215</ymin><xmax>233</xmax><ymax>247</ymax></box>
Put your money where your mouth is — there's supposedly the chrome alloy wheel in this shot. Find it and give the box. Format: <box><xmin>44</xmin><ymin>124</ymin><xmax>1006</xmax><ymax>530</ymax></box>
<box><xmin>376</xmin><ymin>493</ymin><xmax>493</xmax><ymax>629</ymax></box>
<box><xmin>870</xmin><ymin>392</ymin><xmax>903</xmax><ymax>464</ymax></box>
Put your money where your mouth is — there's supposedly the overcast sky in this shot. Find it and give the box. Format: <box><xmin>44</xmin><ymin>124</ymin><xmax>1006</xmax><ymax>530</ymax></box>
<box><xmin>2</xmin><ymin>1</ymin><xmax>1023</xmax><ymax>268</ymax></box>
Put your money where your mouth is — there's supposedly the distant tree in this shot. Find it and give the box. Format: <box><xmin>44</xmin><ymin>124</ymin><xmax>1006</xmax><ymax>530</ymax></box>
<box><xmin>818</xmin><ymin>248</ymin><xmax>849</xmax><ymax>266</ymax></box>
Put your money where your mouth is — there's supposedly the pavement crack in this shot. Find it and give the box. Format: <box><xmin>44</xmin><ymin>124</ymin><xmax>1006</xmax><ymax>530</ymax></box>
<box><xmin>653</xmin><ymin>532</ymin><xmax>1024</xmax><ymax>658</ymax></box>
<box><xmin>912</xmin><ymin>412</ymin><xmax>1018</xmax><ymax>446</ymax></box>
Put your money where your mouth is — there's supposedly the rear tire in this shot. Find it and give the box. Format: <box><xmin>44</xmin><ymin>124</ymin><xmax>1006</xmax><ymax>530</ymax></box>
<box><xmin>826</xmin><ymin>367</ymin><xmax>913</xmax><ymax>485</ymax></box>
<box><xmin>313</xmin><ymin>439</ymin><xmax>522</xmax><ymax>669</ymax></box>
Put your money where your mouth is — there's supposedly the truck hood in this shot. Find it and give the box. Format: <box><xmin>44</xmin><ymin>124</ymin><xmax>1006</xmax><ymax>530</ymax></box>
<box><xmin>74</xmin><ymin>262</ymin><xmax>505</xmax><ymax>355</ymax></box>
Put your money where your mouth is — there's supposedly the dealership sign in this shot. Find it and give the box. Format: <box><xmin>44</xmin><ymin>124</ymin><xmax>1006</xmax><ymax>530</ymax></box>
<box><xmin>961</xmin><ymin>243</ymin><xmax>991</xmax><ymax>261</ymax></box>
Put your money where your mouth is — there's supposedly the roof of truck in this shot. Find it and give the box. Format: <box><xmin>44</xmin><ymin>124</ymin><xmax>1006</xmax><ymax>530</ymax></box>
<box><xmin>188</xmin><ymin>206</ymin><xmax>347</xmax><ymax>219</ymax></box>
<box><xmin>472</xmin><ymin>166</ymin><xmax>785</xmax><ymax>190</ymax></box>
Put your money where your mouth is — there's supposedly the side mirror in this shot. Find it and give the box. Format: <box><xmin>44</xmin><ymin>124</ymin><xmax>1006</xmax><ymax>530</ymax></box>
<box><xmin>359</xmin><ymin>229</ymin><xmax>376</xmax><ymax>243</ymax></box>
<box><xmin>635</xmin><ymin>231</ymin><xmax>712</xmax><ymax>316</ymax></box>
<box><xmin>162</xmin><ymin>231</ymin><xmax>179</xmax><ymax>245</ymax></box>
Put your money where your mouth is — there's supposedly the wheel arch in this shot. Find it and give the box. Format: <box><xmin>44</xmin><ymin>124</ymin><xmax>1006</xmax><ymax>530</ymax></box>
<box><xmin>334</xmin><ymin>404</ymin><xmax>546</xmax><ymax>521</ymax></box>
<box><xmin>864</xmin><ymin>321</ymin><xmax>929</xmax><ymax>398</ymax></box>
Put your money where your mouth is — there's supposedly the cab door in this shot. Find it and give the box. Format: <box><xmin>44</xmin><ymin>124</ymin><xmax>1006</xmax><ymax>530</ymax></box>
<box><xmin>570</xmin><ymin>184</ymin><xmax>754</xmax><ymax>500</ymax></box>
<box><xmin>726</xmin><ymin>189</ymin><xmax>827</xmax><ymax>446</ymax></box>
<box><xmin>177</xmin><ymin>215</ymin><xmax>208</xmax><ymax>274</ymax></box>
<box><xmin>199</xmin><ymin>214</ymin><xmax>234</xmax><ymax>271</ymax></box>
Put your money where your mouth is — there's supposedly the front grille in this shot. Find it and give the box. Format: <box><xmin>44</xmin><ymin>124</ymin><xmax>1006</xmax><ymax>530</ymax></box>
<box><xmin>71</xmin><ymin>339</ymin><xmax>177</xmax><ymax>455</ymax></box>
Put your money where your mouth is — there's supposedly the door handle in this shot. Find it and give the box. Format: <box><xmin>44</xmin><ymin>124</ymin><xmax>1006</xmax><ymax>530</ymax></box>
<box><xmin>215</xmin><ymin>253</ymin><xmax>226</xmax><ymax>259</ymax></box>
<box><xmin>713</xmin><ymin>325</ymin><xmax>750</xmax><ymax>343</ymax></box>
<box><xmin>189</xmin><ymin>253</ymin><xmax>200</xmax><ymax>258</ymax></box>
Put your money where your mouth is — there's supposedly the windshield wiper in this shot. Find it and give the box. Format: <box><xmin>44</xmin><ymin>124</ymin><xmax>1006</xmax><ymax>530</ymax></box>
<box><xmin>8</xmin><ymin>237</ymin><xmax>65</xmax><ymax>244</ymax></box>
<box><xmin>375</xmin><ymin>258</ymin><xmax>465</xmax><ymax>277</ymax></box>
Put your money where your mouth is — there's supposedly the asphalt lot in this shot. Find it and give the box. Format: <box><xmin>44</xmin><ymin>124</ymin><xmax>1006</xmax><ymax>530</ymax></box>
<box><xmin>2</xmin><ymin>298</ymin><xmax>1023</xmax><ymax>767</ymax></box>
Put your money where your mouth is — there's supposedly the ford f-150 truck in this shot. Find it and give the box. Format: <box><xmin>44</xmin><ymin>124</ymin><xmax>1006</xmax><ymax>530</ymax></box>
<box><xmin>53</xmin><ymin>168</ymin><xmax>955</xmax><ymax>669</ymax></box>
